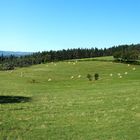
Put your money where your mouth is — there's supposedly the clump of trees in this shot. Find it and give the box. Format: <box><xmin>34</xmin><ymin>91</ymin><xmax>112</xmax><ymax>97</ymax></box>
<box><xmin>113</xmin><ymin>44</ymin><xmax>140</xmax><ymax>62</ymax></box>
<box><xmin>87</xmin><ymin>73</ymin><xmax>99</xmax><ymax>81</ymax></box>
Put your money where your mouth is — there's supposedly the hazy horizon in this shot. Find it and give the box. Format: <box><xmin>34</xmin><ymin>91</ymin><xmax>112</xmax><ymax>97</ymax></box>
<box><xmin>0</xmin><ymin>0</ymin><xmax>140</xmax><ymax>52</ymax></box>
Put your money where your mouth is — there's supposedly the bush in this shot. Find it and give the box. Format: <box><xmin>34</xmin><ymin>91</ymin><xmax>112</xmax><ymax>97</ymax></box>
<box><xmin>30</xmin><ymin>79</ymin><xmax>36</xmax><ymax>83</ymax></box>
<box><xmin>29</xmin><ymin>79</ymin><xmax>40</xmax><ymax>83</ymax></box>
<box><xmin>0</xmin><ymin>63</ymin><xmax>15</xmax><ymax>70</ymax></box>
<box><xmin>87</xmin><ymin>74</ymin><xmax>93</xmax><ymax>81</ymax></box>
<box><xmin>94</xmin><ymin>73</ymin><xmax>99</xmax><ymax>80</ymax></box>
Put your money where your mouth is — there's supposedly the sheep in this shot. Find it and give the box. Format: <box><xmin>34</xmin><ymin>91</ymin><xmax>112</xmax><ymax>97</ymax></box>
<box><xmin>70</xmin><ymin>76</ymin><xmax>74</xmax><ymax>79</ymax></box>
<box><xmin>48</xmin><ymin>78</ymin><xmax>52</xmax><ymax>81</ymax></box>
<box><xmin>124</xmin><ymin>72</ymin><xmax>128</xmax><ymax>75</ymax></box>
<box><xmin>78</xmin><ymin>75</ymin><xmax>81</xmax><ymax>78</ymax></box>
<box><xmin>133</xmin><ymin>67</ymin><xmax>136</xmax><ymax>71</ymax></box>
<box><xmin>118</xmin><ymin>73</ymin><xmax>121</xmax><ymax>76</ymax></box>
<box><xmin>119</xmin><ymin>76</ymin><xmax>122</xmax><ymax>78</ymax></box>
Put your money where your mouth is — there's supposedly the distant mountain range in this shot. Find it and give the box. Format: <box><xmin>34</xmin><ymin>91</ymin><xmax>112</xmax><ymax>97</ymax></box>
<box><xmin>0</xmin><ymin>51</ymin><xmax>33</xmax><ymax>56</ymax></box>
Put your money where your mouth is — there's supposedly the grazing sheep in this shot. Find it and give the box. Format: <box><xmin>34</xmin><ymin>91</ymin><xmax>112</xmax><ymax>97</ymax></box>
<box><xmin>70</xmin><ymin>76</ymin><xmax>74</xmax><ymax>79</ymax></box>
<box><xmin>124</xmin><ymin>72</ymin><xmax>128</xmax><ymax>75</ymax></box>
<box><xmin>119</xmin><ymin>76</ymin><xmax>122</xmax><ymax>78</ymax></box>
<box><xmin>78</xmin><ymin>75</ymin><xmax>81</xmax><ymax>78</ymax></box>
<box><xmin>110</xmin><ymin>73</ymin><xmax>113</xmax><ymax>76</ymax></box>
<box><xmin>118</xmin><ymin>73</ymin><xmax>121</xmax><ymax>76</ymax></box>
<box><xmin>128</xmin><ymin>64</ymin><xmax>130</xmax><ymax>66</ymax></box>
<box><xmin>48</xmin><ymin>78</ymin><xmax>52</xmax><ymax>81</ymax></box>
<box><xmin>133</xmin><ymin>67</ymin><xmax>136</xmax><ymax>70</ymax></box>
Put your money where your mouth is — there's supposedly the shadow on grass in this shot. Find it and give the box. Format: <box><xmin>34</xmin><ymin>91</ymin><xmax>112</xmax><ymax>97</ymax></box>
<box><xmin>0</xmin><ymin>95</ymin><xmax>32</xmax><ymax>104</ymax></box>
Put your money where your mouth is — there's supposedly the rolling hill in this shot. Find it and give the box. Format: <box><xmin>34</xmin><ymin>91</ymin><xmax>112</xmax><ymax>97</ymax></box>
<box><xmin>0</xmin><ymin>58</ymin><xmax>140</xmax><ymax>139</ymax></box>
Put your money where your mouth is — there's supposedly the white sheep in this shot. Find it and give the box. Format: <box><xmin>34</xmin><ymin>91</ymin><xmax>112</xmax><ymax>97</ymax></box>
<box><xmin>119</xmin><ymin>76</ymin><xmax>122</xmax><ymax>78</ymax></box>
<box><xmin>70</xmin><ymin>76</ymin><xmax>74</xmax><ymax>79</ymax></box>
<box><xmin>124</xmin><ymin>72</ymin><xmax>128</xmax><ymax>75</ymax></box>
<box><xmin>133</xmin><ymin>67</ymin><xmax>136</xmax><ymax>70</ymax></box>
<box><xmin>118</xmin><ymin>73</ymin><xmax>121</xmax><ymax>76</ymax></box>
<box><xmin>48</xmin><ymin>78</ymin><xmax>52</xmax><ymax>81</ymax></box>
<box><xmin>78</xmin><ymin>75</ymin><xmax>81</xmax><ymax>78</ymax></box>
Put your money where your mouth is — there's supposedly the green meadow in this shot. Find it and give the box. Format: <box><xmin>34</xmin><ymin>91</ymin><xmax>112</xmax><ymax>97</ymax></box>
<box><xmin>0</xmin><ymin>59</ymin><xmax>140</xmax><ymax>140</ymax></box>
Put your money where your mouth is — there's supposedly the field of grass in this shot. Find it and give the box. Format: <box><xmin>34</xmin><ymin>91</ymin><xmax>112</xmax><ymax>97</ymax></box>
<box><xmin>76</xmin><ymin>56</ymin><xmax>114</xmax><ymax>62</ymax></box>
<box><xmin>91</xmin><ymin>56</ymin><xmax>114</xmax><ymax>61</ymax></box>
<box><xmin>0</xmin><ymin>59</ymin><xmax>140</xmax><ymax>140</ymax></box>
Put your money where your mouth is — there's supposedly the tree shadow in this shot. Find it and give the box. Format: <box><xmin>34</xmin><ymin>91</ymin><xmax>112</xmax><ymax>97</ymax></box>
<box><xmin>0</xmin><ymin>95</ymin><xmax>32</xmax><ymax>104</ymax></box>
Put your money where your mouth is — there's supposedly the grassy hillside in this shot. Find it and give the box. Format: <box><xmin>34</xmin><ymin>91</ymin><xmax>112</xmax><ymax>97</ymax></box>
<box><xmin>76</xmin><ymin>56</ymin><xmax>114</xmax><ymax>62</ymax></box>
<box><xmin>0</xmin><ymin>59</ymin><xmax>140</xmax><ymax>140</ymax></box>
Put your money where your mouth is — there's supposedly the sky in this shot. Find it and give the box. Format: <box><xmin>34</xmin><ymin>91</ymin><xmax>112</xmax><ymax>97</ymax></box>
<box><xmin>0</xmin><ymin>0</ymin><xmax>140</xmax><ymax>52</ymax></box>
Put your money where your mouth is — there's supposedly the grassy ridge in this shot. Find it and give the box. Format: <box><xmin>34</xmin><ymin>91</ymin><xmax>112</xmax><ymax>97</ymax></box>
<box><xmin>0</xmin><ymin>60</ymin><xmax>140</xmax><ymax>139</ymax></box>
<box><xmin>69</xmin><ymin>56</ymin><xmax>114</xmax><ymax>62</ymax></box>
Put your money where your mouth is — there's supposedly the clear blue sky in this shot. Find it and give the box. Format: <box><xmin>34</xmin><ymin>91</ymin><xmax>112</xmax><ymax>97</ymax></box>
<box><xmin>0</xmin><ymin>0</ymin><xmax>140</xmax><ymax>52</ymax></box>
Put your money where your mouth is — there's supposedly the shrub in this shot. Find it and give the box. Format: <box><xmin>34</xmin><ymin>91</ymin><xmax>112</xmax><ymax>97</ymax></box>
<box><xmin>0</xmin><ymin>63</ymin><xmax>15</xmax><ymax>70</ymax></box>
<box><xmin>94</xmin><ymin>73</ymin><xmax>99</xmax><ymax>80</ymax></box>
<box><xmin>87</xmin><ymin>74</ymin><xmax>93</xmax><ymax>81</ymax></box>
<box><xmin>30</xmin><ymin>79</ymin><xmax>36</xmax><ymax>83</ymax></box>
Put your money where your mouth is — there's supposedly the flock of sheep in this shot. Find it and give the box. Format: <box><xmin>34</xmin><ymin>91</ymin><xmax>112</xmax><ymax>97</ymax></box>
<box><xmin>110</xmin><ymin>64</ymin><xmax>136</xmax><ymax>79</ymax></box>
<box><xmin>45</xmin><ymin>61</ymin><xmax>136</xmax><ymax>82</ymax></box>
<box><xmin>6</xmin><ymin>61</ymin><xmax>136</xmax><ymax>82</ymax></box>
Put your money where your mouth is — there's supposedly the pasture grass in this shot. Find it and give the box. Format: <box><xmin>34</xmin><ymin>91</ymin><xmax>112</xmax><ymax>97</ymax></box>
<box><xmin>76</xmin><ymin>56</ymin><xmax>114</xmax><ymax>62</ymax></box>
<box><xmin>0</xmin><ymin>60</ymin><xmax>140</xmax><ymax>140</ymax></box>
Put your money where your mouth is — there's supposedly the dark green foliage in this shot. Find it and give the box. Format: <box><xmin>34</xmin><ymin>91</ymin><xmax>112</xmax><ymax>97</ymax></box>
<box><xmin>113</xmin><ymin>44</ymin><xmax>140</xmax><ymax>62</ymax></box>
<box><xmin>87</xmin><ymin>73</ymin><xmax>99</xmax><ymax>81</ymax></box>
<box><xmin>0</xmin><ymin>63</ymin><xmax>15</xmax><ymax>70</ymax></box>
<box><xmin>30</xmin><ymin>79</ymin><xmax>36</xmax><ymax>83</ymax></box>
<box><xmin>87</xmin><ymin>74</ymin><xmax>93</xmax><ymax>81</ymax></box>
<box><xmin>94</xmin><ymin>73</ymin><xmax>99</xmax><ymax>80</ymax></box>
<box><xmin>0</xmin><ymin>95</ymin><xmax>31</xmax><ymax>104</ymax></box>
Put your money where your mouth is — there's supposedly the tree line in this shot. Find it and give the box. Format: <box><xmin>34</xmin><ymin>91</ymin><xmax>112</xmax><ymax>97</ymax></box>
<box><xmin>0</xmin><ymin>44</ymin><xmax>140</xmax><ymax>70</ymax></box>
<box><xmin>113</xmin><ymin>44</ymin><xmax>140</xmax><ymax>62</ymax></box>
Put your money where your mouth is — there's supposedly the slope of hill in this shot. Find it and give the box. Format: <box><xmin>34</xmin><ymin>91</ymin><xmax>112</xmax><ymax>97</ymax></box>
<box><xmin>0</xmin><ymin>59</ymin><xmax>140</xmax><ymax>139</ymax></box>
